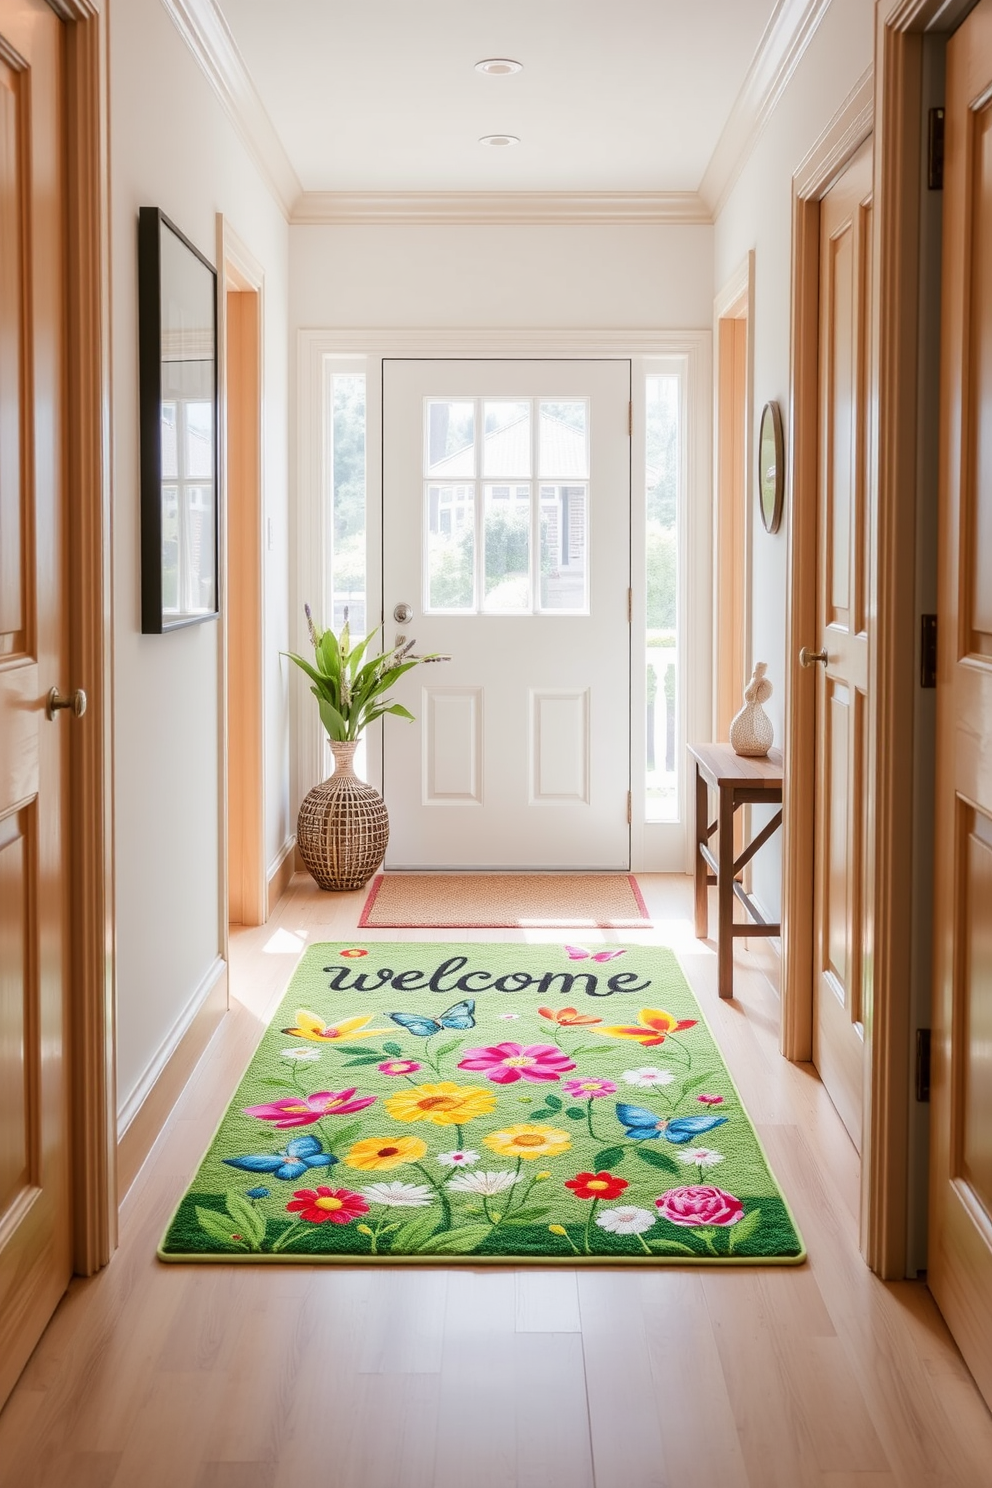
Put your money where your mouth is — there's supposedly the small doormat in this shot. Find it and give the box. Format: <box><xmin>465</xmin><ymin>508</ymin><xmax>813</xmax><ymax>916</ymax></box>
<box><xmin>160</xmin><ymin>943</ymin><xmax>804</xmax><ymax>1266</ymax></box>
<box><xmin>358</xmin><ymin>873</ymin><xmax>651</xmax><ymax>929</ymax></box>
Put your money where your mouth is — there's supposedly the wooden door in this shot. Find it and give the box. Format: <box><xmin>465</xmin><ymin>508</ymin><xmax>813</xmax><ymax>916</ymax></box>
<box><xmin>0</xmin><ymin>0</ymin><xmax>71</xmax><ymax>1408</ymax></box>
<box><xmin>930</xmin><ymin>0</ymin><xmax>992</xmax><ymax>1412</ymax></box>
<box><xmin>381</xmin><ymin>359</ymin><xmax>631</xmax><ymax>870</ymax></box>
<box><xmin>810</xmin><ymin>140</ymin><xmax>873</xmax><ymax>1151</ymax></box>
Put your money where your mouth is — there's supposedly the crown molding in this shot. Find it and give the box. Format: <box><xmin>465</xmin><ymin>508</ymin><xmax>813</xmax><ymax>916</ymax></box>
<box><xmin>297</xmin><ymin>326</ymin><xmax>710</xmax><ymax>358</ymax></box>
<box><xmin>700</xmin><ymin>0</ymin><xmax>833</xmax><ymax>218</ymax></box>
<box><xmin>160</xmin><ymin>0</ymin><xmax>301</xmax><ymax>219</ymax></box>
<box><xmin>290</xmin><ymin>190</ymin><xmax>711</xmax><ymax>227</ymax></box>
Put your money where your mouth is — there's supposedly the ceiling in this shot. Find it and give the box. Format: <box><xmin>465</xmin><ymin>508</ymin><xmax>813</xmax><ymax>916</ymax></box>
<box><xmin>218</xmin><ymin>0</ymin><xmax>782</xmax><ymax>196</ymax></box>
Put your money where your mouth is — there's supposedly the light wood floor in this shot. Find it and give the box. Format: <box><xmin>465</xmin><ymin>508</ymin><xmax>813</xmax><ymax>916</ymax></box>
<box><xmin>1</xmin><ymin>874</ymin><xmax>990</xmax><ymax>1488</ymax></box>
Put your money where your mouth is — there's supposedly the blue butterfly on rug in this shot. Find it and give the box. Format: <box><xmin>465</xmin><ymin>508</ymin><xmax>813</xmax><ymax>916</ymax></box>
<box><xmin>615</xmin><ymin>1103</ymin><xmax>729</xmax><ymax>1143</ymax></box>
<box><xmin>387</xmin><ymin>999</ymin><xmax>476</xmax><ymax>1037</ymax></box>
<box><xmin>223</xmin><ymin>1134</ymin><xmax>337</xmax><ymax>1181</ymax></box>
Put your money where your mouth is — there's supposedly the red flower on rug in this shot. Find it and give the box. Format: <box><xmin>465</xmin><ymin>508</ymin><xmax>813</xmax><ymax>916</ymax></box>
<box><xmin>339</xmin><ymin>948</ymin><xmax>368</xmax><ymax>958</ymax></box>
<box><xmin>286</xmin><ymin>1186</ymin><xmax>369</xmax><ymax>1225</ymax></box>
<box><xmin>457</xmin><ymin>1042</ymin><xmax>576</xmax><ymax>1084</ymax></box>
<box><xmin>654</xmin><ymin>1185</ymin><xmax>744</xmax><ymax>1227</ymax></box>
<box><xmin>565</xmin><ymin>1171</ymin><xmax>630</xmax><ymax>1201</ymax></box>
<box><xmin>244</xmin><ymin>1089</ymin><xmax>376</xmax><ymax>1128</ymax></box>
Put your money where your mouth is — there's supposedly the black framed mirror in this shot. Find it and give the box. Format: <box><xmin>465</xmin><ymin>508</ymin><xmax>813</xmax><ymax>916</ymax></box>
<box><xmin>138</xmin><ymin>207</ymin><xmax>218</xmax><ymax>633</ymax></box>
<box><xmin>758</xmin><ymin>400</ymin><xmax>785</xmax><ymax>535</ymax></box>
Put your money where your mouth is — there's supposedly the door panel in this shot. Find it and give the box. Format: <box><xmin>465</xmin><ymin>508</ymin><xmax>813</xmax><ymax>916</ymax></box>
<box><xmin>812</xmin><ymin>140</ymin><xmax>873</xmax><ymax>1152</ymax></box>
<box><xmin>931</xmin><ymin>0</ymin><xmax>992</xmax><ymax>1412</ymax></box>
<box><xmin>382</xmin><ymin>359</ymin><xmax>630</xmax><ymax>870</ymax></box>
<box><xmin>0</xmin><ymin>0</ymin><xmax>70</xmax><ymax>1409</ymax></box>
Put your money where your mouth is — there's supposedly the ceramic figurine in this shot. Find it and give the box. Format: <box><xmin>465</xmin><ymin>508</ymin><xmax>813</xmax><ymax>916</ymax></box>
<box><xmin>729</xmin><ymin>662</ymin><xmax>774</xmax><ymax>757</ymax></box>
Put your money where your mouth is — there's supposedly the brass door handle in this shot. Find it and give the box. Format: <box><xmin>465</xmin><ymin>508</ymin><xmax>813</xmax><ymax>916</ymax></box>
<box><xmin>47</xmin><ymin>687</ymin><xmax>87</xmax><ymax>719</ymax></box>
<box><xmin>799</xmin><ymin>647</ymin><xmax>828</xmax><ymax>669</ymax></box>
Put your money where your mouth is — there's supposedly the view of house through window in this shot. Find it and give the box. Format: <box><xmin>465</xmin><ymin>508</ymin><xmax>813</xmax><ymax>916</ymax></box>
<box><xmin>645</xmin><ymin>372</ymin><xmax>680</xmax><ymax>823</ymax></box>
<box><xmin>425</xmin><ymin>396</ymin><xmax>590</xmax><ymax>615</ymax></box>
<box><xmin>327</xmin><ymin>371</ymin><xmax>367</xmax><ymax>634</ymax></box>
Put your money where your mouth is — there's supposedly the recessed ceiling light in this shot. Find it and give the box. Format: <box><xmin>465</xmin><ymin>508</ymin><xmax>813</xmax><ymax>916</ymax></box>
<box><xmin>479</xmin><ymin>134</ymin><xmax>520</xmax><ymax>147</ymax></box>
<box><xmin>475</xmin><ymin>58</ymin><xmax>523</xmax><ymax>75</ymax></box>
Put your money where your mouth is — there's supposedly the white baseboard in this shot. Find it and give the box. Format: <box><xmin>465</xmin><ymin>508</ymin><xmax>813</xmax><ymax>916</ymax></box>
<box><xmin>266</xmin><ymin>834</ymin><xmax>297</xmax><ymax>916</ymax></box>
<box><xmin>117</xmin><ymin>954</ymin><xmax>227</xmax><ymax>1136</ymax></box>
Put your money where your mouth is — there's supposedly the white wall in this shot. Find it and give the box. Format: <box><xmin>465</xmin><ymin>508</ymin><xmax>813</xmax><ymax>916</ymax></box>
<box><xmin>111</xmin><ymin>0</ymin><xmax>291</xmax><ymax>1124</ymax></box>
<box><xmin>713</xmin><ymin>0</ymin><xmax>874</xmax><ymax>919</ymax></box>
<box><xmin>290</xmin><ymin>222</ymin><xmax>714</xmax><ymax>330</ymax></box>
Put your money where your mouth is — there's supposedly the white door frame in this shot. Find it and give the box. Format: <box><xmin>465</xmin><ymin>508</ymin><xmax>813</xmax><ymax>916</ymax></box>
<box><xmin>295</xmin><ymin>328</ymin><xmax>711</xmax><ymax>874</ymax></box>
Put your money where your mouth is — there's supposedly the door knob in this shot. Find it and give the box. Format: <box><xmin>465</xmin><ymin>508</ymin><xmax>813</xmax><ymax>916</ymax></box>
<box><xmin>47</xmin><ymin>687</ymin><xmax>87</xmax><ymax>719</ymax></box>
<box><xmin>799</xmin><ymin>647</ymin><xmax>828</xmax><ymax>669</ymax></box>
<box><xmin>393</xmin><ymin>602</ymin><xmax>413</xmax><ymax>624</ymax></box>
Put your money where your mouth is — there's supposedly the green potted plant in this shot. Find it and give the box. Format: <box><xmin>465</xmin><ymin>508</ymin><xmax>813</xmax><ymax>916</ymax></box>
<box><xmin>286</xmin><ymin>605</ymin><xmax>442</xmax><ymax>891</ymax></box>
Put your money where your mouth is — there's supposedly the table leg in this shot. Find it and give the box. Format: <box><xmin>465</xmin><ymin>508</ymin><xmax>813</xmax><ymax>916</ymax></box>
<box><xmin>693</xmin><ymin>763</ymin><xmax>709</xmax><ymax>938</ymax></box>
<box><xmin>718</xmin><ymin>783</ymin><xmax>736</xmax><ymax>999</ymax></box>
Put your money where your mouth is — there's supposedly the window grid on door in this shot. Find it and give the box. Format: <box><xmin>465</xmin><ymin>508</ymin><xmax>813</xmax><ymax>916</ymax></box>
<box><xmin>423</xmin><ymin>395</ymin><xmax>589</xmax><ymax>616</ymax></box>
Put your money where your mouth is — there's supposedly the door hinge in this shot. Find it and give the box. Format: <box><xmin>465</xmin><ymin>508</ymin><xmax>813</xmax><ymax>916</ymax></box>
<box><xmin>916</xmin><ymin>1028</ymin><xmax>931</xmax><ymax>1102</ymax></box>
<box><xmin>627</xmin><ymin>587</ymin><xmax>633</xmax><ymax>624</ymax></box>
<box><xmin>628</xmin><ymin>401</ymin><xmax>633</xmax><ymax>436</ymax></box>
<box><xmin>928</xmin><ymin>108</ymin><xmax>945</xmax><ymax>190</ymax></box>
<box><xmin>921</xmin><ymin>613</ymin><xmax>937</xmax><ymax>688</ymax></box>
<box><xmin>626</xmin><ymin>791</ymin><xmax>632</xmax><ymax>825</ymax></box>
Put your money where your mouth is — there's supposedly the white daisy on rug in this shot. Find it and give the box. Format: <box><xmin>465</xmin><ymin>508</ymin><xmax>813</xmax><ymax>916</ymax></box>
<box><xmin>446</xmin><ymin>1169</ymin><xmax>522</xmax><ymax>1196</ymax></box>
<box><xmin>280</xmin><ymin>1048</ymin><xmax>321</xmax><ymax>1062</ymax></box>
<box><xmin>677</xmin><ymin>1146</ymin><xmax>725</xmax><ymax>1168</ymax></box>
<box><xmin>621</xmin><ymin>1066</ymin><xmax>675</xmax><ymax>1088</ymax></box>
<box><xmin>360</xmin><ymin>1182</ymin><xmax>435</xmax><ymax>1207</ymax></box>
<box><xmin>595</xmin><ymin>1206</ymin><xmax>657</xmax><ymax>1235</ymax></box>
<box><xmin>436</xmin><ymin>1149</ymin><xmax>480</xmax><ymax>1168</ymax></box>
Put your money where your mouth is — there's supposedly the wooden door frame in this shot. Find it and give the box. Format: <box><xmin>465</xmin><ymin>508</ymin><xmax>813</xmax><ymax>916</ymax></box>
<box><xmin>218</xmin><ymin>216</ymin><xmax>266</xmax><ymax>926</ymax></box>
<box><xmin>713</xmin><ymin>253</ymin><xmax>754</xmax><ymax>743</ymax></box>
<box><xmin>785</xmin><ymin>1</ymin><xmax>958</xmax><ymax>1278</ymax></box>
<box><xmin>47</xmin><ymin>0</ymin><xmax>116</xmax><ymax>1273</ymax></box>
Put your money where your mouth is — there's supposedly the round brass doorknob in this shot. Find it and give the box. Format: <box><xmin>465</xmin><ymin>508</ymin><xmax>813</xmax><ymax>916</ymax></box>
<box><xmin>47</xmin><ymin>687</ymin><xmax>87</xmax><ymax>719</ymax></box>
<box><xmin>799</xmin><ymin>647</ymin><xmax>828</xmax><ymax>669</ymax></box>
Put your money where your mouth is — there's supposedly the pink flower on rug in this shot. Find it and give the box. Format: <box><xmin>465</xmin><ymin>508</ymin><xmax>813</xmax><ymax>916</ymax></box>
<box><xmin>378</xmin><ymin>1060</ymin><xmax>421</xmax><ymax>1076</ymax></box>
<box><xmin>244</xmin><ymin>1089</ymin><xmax>376</xmax><ymax>1128</ymax></box>
<box><xmin>654</xmin><ymin>1185</ymin><xmax>744</xmax><ymax>1228</ymax></box>
<box><xmin>562</xmin><ymin>1077</ymin><xmax>617</xmax><ymax>1099</ymax></box>
<box><xmin>697</xmin><ymin>1093</ymin><xmax>725</xmax><ymax>1106</ymax></box>
<box><xmin>457</xmin><ymin>1042</ymin><xmax>576</xmax><ymax>1085</ymax></box>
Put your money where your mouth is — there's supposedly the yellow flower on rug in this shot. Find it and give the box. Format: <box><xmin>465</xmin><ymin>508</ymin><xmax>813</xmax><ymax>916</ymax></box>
<box><xmin>384</xmin><ymin>1083</ymin><xmax>497</xmax><ymax>1126</ymax></box>
<box><xmin>282</xmin><ymin>1009</ymin><xmax>389</xmax><ymax>1043</ymax></box>
<box><xmin>483</xmin><ymin>1123</ymin><xmax>572</xmax><ymax>1160</ymax></box>
<box><xmin>342</xmin><ymin>1135</ymin><xmax>428</xmax><ymax>1171</ymax></box>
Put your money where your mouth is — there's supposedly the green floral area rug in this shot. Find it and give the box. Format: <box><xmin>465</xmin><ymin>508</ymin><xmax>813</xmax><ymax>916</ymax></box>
<box><xmin>159</xmin><ymin>942</ymin><xmax>805</xmax><ymax>1266</ymax></box>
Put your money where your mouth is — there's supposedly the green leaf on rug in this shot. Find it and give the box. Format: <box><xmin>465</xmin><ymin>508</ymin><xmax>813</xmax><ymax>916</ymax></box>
<box><xmin>729</xmin><ymin>1208</ymin><xmax>762</xmax><ymax>1252</ymax></box>
<box><xmin>568</xmin><ymin>1044</ymin><xmax>606</xmax><ymax>1059</ymax></box>
<box><xmin>678</xmin><ymin>1070</ymin><xmax>720</xmax><ymax>1096</ymax></box>
<box><xmin>195</xmin><ymin>1206</ymin><xmax>248</xmax><ymax>1250</ymax></box>
<box><xmin>256</xmin><ymin>1076</ymin><xmax>298</xmax><ymax>1090</ymax></box>
<box><xmin>342</xmin><ymin>1054</ymin><xmax>387</xmax><ymax>1067</ymax></box>
<box><xmin>543</xmin><ymin>1093</ymin><xmax>563</xmax><ymax>1112</ymax></box>
<box><xmin>417</xmin><ymin>1223</ymin><xmax>493</xmax><ymax>1255</ymax></box>
<box><xmin>594</xmin><ymin>1145</ymin><xmax>625</xmax><ymax>1169</ymax></box>
<box><xmin>648</xmin><ymin>1238</ymin><xmax>698</xmax><ymax>1255</ymax></box>
<box><xmin>434</xmin><ymin>1037</ymin><xmax>462</xmax><ymax>1059</ymax></box>
<box><xmin>565</xmin><ymin>1107</ymin><xmax>586</xmax><ymax>1120</ymax></box>
<box><xmin>224</xmin><ymin>1190</ymin><xmax>265</xmax><ymax>1250</ymax></box>
<box><xmin>635</xmin><ymin>1147</ymin><xmax>680</xmax><ymax>1174</ymax></box>
<box><xmin>383</xmin><ymin>1041</ymin><xmax>403</xmax><ymax>1057</ymax></box>
<box><xmin>335</xmin><ymin>1043</ymin><xmax>385</xmax><ymax>1056</ymax></box>
<box><xmin>388</xmin><ymin>1208</ymin><xmax>443</xmax><ymax>1253</ymax></box>
<box><xmin>326</xmin><ymin>1120</ymin><xmax>363</xmax><ymax>1152</ymax></box>
<box><xmin>500</xmin><ymin>1206</ymin><xmax>552</xmax><ymax>1226</ymax></box>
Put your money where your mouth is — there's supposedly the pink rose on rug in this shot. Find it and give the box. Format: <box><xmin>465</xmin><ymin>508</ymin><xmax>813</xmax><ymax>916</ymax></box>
<box><xmin>243</xmin><ymin>1089</ymin><xmax>376</xmax><ymax>1128</ymax></box>
<box><xmin>457</xmin><ymin>1042</ymin><xmax>576</xmax><ymax>1084</ymax></box>
<box><xmin>654</xmin><ymin>1185</ymin><xmax>744</xmax><ymax>1228</ymax></box>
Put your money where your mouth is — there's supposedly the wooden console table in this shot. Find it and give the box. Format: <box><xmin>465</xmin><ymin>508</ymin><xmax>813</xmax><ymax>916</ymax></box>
<box><xmin>687</xmin><ymin>742</ymin><xmax>783</xmax><ymax>1000</ymax></box>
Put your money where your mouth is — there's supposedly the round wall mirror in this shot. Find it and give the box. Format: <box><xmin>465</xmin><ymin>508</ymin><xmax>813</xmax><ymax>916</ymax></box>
<box><xmin>758</xmin><ymin>400</ymin><xmax>785</xmax><ymax>534</ymax></box>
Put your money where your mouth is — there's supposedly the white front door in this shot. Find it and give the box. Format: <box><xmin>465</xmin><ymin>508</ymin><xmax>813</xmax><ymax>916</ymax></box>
<box><xmin>382</xmin><ymin>359</ymin><xmax>631</xmax><ymax>869</ymax></box>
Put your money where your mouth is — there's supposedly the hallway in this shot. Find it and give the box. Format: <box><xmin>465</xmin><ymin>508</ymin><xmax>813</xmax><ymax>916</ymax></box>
<box><xmin>1</xmin><ymin>876</ymin><xmax>989</xmax><ymax>1488</ymax></box>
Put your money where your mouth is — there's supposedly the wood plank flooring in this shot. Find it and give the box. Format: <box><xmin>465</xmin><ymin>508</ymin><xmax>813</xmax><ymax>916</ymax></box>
<box><xmin>1</xmin><ymin>873</ymin><xmax>990</xmax><ymax>1488</ymax></box>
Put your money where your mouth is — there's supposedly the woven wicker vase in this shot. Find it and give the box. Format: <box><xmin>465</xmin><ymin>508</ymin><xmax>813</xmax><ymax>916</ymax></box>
<box><xmin>297</xmin><ymin>740</ymin><xmax>389</xmax><ymax>892</ymax></box>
